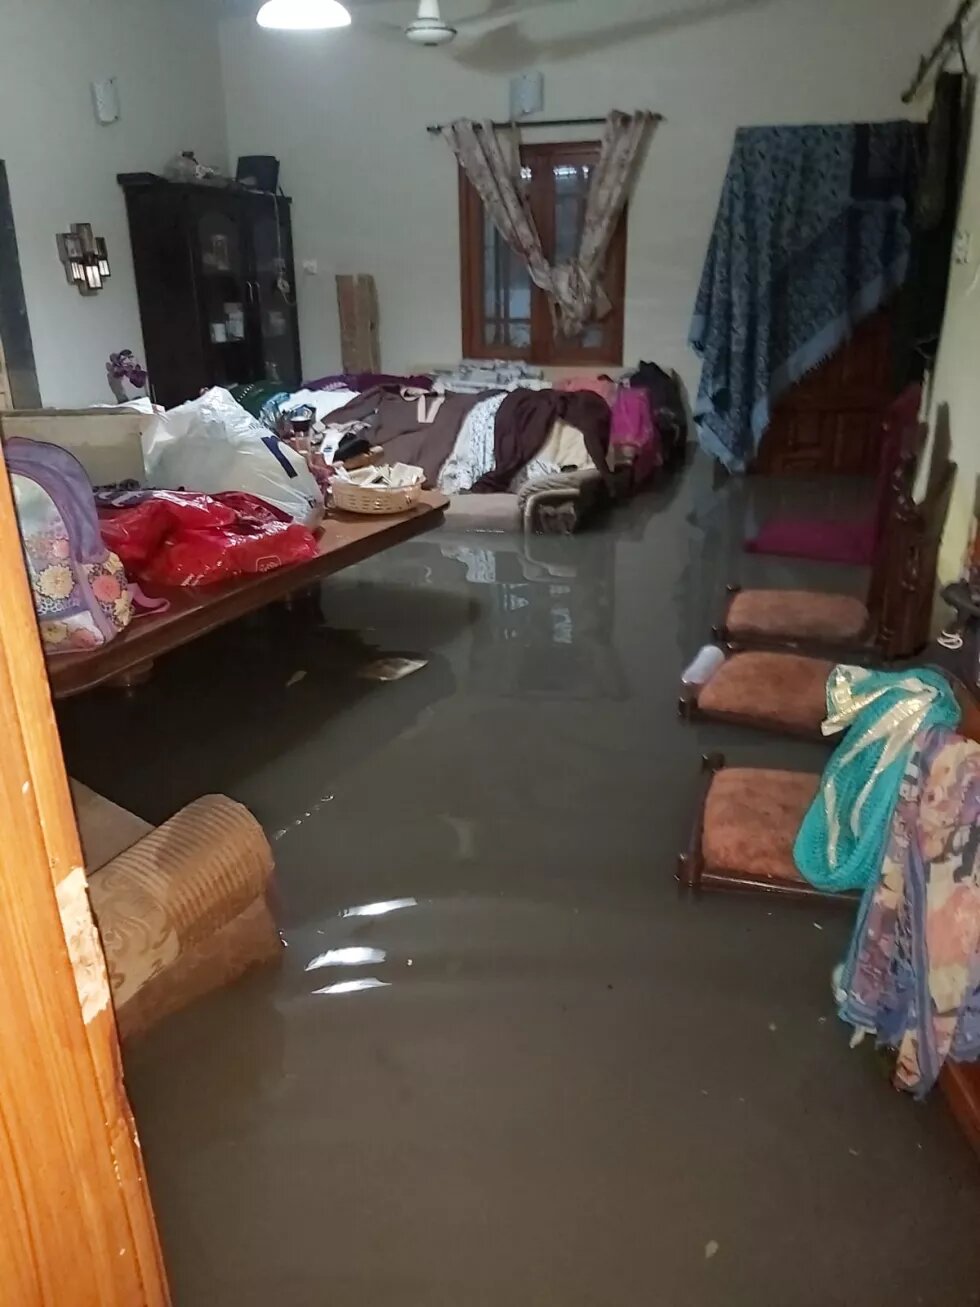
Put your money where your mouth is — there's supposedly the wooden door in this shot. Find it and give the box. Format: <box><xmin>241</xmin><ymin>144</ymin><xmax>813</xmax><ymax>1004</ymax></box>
<box><xmin>753</xmin><ymin>310</ymin><xmax>895</xmax><ymax>475</ymax></box>
<box><xmin>0</xmin><ymin>161</ymin><xmax>40</xmax><ymax>409</ymax></box>
<box><xmin>0</xmin><ymin>445</ymin><xmax>169</xmax><ymax>1304</ymax></box>
<box><xmin>123</xmin><ymin>183</ymin><xmax>205</xmax><ymax>410</ymax></box>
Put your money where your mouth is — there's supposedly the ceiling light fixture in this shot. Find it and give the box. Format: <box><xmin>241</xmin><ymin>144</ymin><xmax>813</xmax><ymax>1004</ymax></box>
<box><xmin>256</xmin><ymin>0</ymin><xmax>351</xmax><ymax>31</ymax></box>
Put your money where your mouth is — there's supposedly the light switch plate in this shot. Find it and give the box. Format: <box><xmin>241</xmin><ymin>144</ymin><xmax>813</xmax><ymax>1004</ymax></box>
<box><xmin>509</xmin><ymin>71</ymin><xmax>544</xmax><ymax>119</ymax></box>
<box><xmin>953</xmin><ymin>229</ymin><xmax>972</xmax><ymax>266</ymax></box>
<box><xmin>91</xmin><ymin>78</ymin><xmax>120</xmax><ymax>125</ymax></box>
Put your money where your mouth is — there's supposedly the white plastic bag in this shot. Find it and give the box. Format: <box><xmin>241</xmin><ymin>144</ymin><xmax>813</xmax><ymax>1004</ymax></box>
<box><xmin>143</xmin><ymin>388</ymin><xmax>323</xmax><ymax>527</ymax></box>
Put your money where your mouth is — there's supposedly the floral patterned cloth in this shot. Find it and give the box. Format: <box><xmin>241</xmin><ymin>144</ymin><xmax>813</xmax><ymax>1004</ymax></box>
<box><xmin>437</xmin><ymin>393</ymin><xmax>508</xmax><ymax>495</ymax></box>
<box><xmin>837</xmin><ymin>726</ymin><xmax>980</xmax><ymax>1097</ymax></box>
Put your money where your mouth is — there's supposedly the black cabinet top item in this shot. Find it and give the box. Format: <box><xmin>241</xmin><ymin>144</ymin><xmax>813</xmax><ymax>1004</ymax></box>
<box><xmin>117</xmin><ymin>173</ymin><xmax>292</xmax><ymax>203</ymax></box>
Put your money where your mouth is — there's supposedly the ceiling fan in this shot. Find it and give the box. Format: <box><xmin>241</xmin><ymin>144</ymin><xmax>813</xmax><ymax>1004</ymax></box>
<box><xmin>256</xmin><ymin>0</ymin><xmax>575</xmax><ymax>49</ymax></box>
<box><xmin>396</xmin><ymin>0</ymin><xmax>572</xmax><ymax>48</ymax></box>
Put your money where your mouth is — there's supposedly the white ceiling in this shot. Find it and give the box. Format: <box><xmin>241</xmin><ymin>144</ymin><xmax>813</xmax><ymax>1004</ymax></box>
<box><xmin>214</xmin><ymin>0</ymin><xmax>784</xmax><ymax>75</ymax></box>
<box><xmin>215</xmin><ymin>0</ymin><xmax>726</xmax><ymax>20</ymax></box>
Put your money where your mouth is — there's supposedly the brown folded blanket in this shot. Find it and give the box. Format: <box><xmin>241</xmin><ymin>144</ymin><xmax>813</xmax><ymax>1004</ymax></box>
<box><xmin>473</xmin><ymin>390</ymin><xmax>611</xmax><ymax>494</ymax></box>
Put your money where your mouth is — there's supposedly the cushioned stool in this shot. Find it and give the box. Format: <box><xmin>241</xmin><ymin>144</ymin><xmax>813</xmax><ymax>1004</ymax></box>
<box><xmin>678</xmin><ymin>756</ymin><xmax>856</xmax><ymax>904</ymax></box>
<box><xmin>722</xmin><ymin>588</ymin><xmax>870</xmax><ymax>648</ymax></box>
<box><xmin>680</xmin><ymin>650</ymin><xmax>834</xmax><ymax>739</ymax></box>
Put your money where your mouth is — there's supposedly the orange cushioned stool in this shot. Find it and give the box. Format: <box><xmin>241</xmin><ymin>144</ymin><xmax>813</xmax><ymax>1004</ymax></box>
<box><xmin>678</xmin><ymin>755</ymin><xmax>857</xmax><ymax>905</ymax></box>
<box><xmin>724</xmin><ymin>589</ymin><xmax>870</xmax><ymax>645</ymax></box>
<box><xmin>680</xmin><ymin>650</ymin><xmax>835</xmax><ymax>739</ymax></box>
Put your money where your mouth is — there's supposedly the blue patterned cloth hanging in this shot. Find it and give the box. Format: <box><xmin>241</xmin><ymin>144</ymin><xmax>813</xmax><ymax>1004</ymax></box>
<box><xmin>689</xmin><ymin>122</ymin><xmax>920</xmax><ymax>471</ymax></box>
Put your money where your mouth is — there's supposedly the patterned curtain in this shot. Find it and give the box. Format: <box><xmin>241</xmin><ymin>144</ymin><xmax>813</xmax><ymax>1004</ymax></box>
<box><xmin>441</xmin><ymin>117</ymin><xmax>555</xmax><ymax>301</ymax></box>
<box><xmin>443</xmin><ymin>110</ymin><xmax>657</xmax><ymax>337</ymax></box>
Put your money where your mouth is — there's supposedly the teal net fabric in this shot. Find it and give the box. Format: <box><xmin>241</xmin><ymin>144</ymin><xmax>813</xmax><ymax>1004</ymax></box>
<box><xmin>794</xmin><ymin>666</ymin><xmax>960</xmax><ymax>893</ymax></box>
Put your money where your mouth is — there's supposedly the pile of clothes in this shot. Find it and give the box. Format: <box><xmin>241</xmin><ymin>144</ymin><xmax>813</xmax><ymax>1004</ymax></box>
<box><xmin>323</xmin><ymin>384</ymin><xmax>613</xmax><ymax>494</ymax></box>
<box><xmin>80</xmin><ymin>388</ymin><xmax>328</xmax><ymax>591</ymax></box>
<box><xmin>230</xmin><ymin>356</ymin><xmax>688</xmax><ymax>501</ymax></box>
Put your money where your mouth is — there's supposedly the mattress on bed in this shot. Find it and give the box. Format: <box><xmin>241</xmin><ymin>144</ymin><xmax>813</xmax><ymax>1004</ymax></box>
<box><xmin>444</xmin><ymin>493</ymin><xmax>522</xmax><ymax>532</ymax></box>
<box><xmin>444</xmin><ymin>467</ymin><xmax>605</xmax><ymax>535</ymax></box>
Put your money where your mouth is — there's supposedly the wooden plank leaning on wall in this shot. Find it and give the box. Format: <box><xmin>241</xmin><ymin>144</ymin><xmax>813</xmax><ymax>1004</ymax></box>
<box><xmin>0</xmin><ymin>447</ymin><xmax>170</xmax><ymax>1303</ymax></box>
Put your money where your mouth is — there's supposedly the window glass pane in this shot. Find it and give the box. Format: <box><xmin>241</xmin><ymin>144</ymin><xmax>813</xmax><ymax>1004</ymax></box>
<box><xmin>482</xmin><ymin>207</ymin><xmax>532</xmax><ymax>351</ymax></box>
<box><xmin>553</xmin><ymin>162</ymin><xmax>590</xmax><ymax>265</ymax></box>
<box><xmin>550</xmin><ymin>160</ymin><xmax>614</xmax><ymax>355</ymax></box>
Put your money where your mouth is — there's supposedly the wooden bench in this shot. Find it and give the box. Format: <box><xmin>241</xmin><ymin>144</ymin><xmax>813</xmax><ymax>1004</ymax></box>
<box><xmin>48</xmin><ymin>492</ymin><xmax>448</xmax><ymax>699</ymax></box>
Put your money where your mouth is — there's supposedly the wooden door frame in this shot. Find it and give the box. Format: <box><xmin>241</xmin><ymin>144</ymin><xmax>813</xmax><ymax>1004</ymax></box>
<box><xmin>0</xmin><ymin>328</ymin><xmax>11</xmax><ymax>409</ymax></box>
<box><xmin>0</xmin><ymin>160</ymin><xmax>41</xmax><ymax>409</ymax></box>
<box><xmin>0</xmin><ymin>443</ymin><xmax>169</xmax><ymax>1304</ymax></box>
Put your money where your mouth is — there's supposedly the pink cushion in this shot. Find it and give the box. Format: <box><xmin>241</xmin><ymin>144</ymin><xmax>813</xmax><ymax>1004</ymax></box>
<box><xmin>745</xmin><ymin>515</ymin><xmax>876</xmax><ymax>565</ymax></box>
<box><xmin>697</xmin><ymin>652</ymin><xmax>833</xmax><ymax>732</ymax></box>
<box><xmin>727</xmin><ymin>589</ymin><xmax>868</xmax><ymax>641</ymax></box>
<box><xmin>703</xmin><ymin>768</ymin><xmax>819</xmax><ymax>880</ymax></box>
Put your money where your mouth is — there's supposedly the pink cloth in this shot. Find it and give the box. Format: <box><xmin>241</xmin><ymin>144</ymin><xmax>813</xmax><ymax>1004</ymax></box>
<box><xmin>744</xmin><ymin>517</ymin><xmax>877</xmax><ymax>565</ymax></box>
<box><xmin>611</xmin><ymin>388</ymin><xmax>661</xmax><ymax>485</ymax></box>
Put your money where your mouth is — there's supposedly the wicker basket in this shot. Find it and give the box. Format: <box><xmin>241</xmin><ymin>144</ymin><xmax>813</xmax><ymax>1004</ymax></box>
<box><xmin>331</xmin><ymin>480</ymin><xmax>423</xmax><ymax>515</ymax></box>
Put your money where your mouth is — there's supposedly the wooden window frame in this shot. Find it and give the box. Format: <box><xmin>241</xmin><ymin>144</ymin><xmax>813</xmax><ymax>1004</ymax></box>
<box><xmin>459</xmin><ymin>140</ymin><xmax>627</xmax><ymax>368</ymax></box>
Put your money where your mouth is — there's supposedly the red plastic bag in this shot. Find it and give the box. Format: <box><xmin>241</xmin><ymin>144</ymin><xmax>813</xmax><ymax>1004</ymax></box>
<box><xmin>211</xmin><ymin>491</ymin><xmax>294</xmax><ymax>526</ymax></box>
<box><xmin>143</xmin><ymin>520</ymin><xmax>318</xmax><ymax>586</ymax></box>
<box><xmin>100</xmin><ymin>491</ymin><xmax>319</xmax><ymax>588</ymax></box>
<box><xmin>100</xmin><ymin>493</ymin><xmax>236</xmax><ymax>571</ymax></box>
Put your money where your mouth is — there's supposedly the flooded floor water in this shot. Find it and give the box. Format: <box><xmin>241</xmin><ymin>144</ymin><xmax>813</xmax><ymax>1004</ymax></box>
<box><xmin>59</xmin><ymin>457</ymin><xmax>980</xmax><ymax>1307</ymax></box>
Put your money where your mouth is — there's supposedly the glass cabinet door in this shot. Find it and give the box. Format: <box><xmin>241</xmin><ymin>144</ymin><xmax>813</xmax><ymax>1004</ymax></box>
<box><xmin>247</xmin><ymin>195</ymin><xmax>300</xmax><ymax>390</ymax></box>
<box><xmin>193</xmin><ymin>199</ymin><xmax>255</xmax><ymax>388</ymax></box>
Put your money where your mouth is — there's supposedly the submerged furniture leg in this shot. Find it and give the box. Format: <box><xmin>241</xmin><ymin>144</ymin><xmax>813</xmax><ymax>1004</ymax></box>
<box><xmin>110</xmin><ymin>659</ymin><xmax>155</xmax><ymax>695</ymax></box>
<box><xmin>677</xmin><ymin>753</ymin><xmax>726</xmax><ymax>896</ymax></box>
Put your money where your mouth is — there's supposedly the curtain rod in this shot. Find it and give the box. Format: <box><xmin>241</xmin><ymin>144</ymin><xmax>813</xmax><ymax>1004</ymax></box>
<box><xmin>902</xmin><ymin>0</ymin><xmax>977</xmax><ymax>103</ymax></box>
<box><xmin>425</xmin><ymin>113</ymin><xmax>663</xmax><ymax>135</ymax></box>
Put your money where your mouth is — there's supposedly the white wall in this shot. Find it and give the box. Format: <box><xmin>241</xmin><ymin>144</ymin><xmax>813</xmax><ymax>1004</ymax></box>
<box><xmin>219</xmin><ymin>0</ymin><xmax>938</xmax><ymax>391</ymax></box>
<box><xmin>0</xmin><ymin>0</ymin><xmax>228</xmax><ymax>407</ymax></box>
<box><xmin>924</xmin><ymin>8</ymin><xmax>980</xmax><ymax>584</ymax></box>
